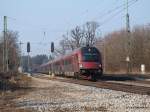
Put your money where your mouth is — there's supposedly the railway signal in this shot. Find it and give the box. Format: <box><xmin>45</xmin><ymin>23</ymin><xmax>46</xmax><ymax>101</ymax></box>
<box><xmin>27</xmin><ymin>42</ymin><xmax>30</xmax><ymax>53</ymax></box>
<box><xmin>51</xmin><ymin>42</ymin><xmax>54</xmax><ymax>53</ymax></box>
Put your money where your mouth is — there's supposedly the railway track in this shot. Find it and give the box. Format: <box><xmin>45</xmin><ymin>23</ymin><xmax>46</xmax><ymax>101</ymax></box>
<box><xmin>31</xmin><ymin>73</ymin><xmax>150</xmax><ymax>95</ymax></box>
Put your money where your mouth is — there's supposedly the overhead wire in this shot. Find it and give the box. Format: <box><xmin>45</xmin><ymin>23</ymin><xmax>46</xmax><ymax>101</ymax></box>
<box><xmin>99</xmin><ymin>0</ymin><xmax>138</xmax><ymax>27</ymax></box>
<box><xmin>92</xmin><ymin>0</ymin><xmax>137</xmax><ymax>21</ymax></box>
<box><xmin>0</xmin><ymin>0</ymin><xmax>139</xmax><ymax>55</ymax></box>
<box><xmin>69</xmin><ymin>0</ymin><xmax>138</xmax><ymax>33</ymax></box>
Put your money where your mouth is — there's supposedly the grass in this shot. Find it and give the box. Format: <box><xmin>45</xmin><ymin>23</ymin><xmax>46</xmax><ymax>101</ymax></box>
<box><xmin>0</xmin><ymin>72</ymin><xmax>32</xmax><ymax>112</ymax></box>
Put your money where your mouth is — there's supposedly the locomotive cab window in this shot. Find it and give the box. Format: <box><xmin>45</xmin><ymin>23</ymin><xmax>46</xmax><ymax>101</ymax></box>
<box><xmin>83</xmin><ymin>53</ymin><xmax>100</xmax><ymax>62</ymax></box>
<box><xmin>81</xmin><ymin>47</ymin><xmax>101</xmax><ymax>62</ymax></box>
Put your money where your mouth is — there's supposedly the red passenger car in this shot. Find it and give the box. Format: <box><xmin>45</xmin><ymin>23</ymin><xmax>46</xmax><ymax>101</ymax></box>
<box><xmin>38</xmin><ymin>46</ymin><xmax>103</xmax><ymax>81</ymax></box>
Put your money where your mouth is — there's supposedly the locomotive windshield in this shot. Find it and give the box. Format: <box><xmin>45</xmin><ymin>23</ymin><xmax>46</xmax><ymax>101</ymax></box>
<box><xmin>81</xmin><ymin>47</ymin><xmax>101</xmax><ymax>62</ymax></box>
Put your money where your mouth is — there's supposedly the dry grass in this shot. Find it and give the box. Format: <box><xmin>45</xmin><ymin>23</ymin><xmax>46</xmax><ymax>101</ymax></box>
<box><xmin>0</xmin><ymin>73</ymin><xmax>32</xmax><ymax>112</ymax></box>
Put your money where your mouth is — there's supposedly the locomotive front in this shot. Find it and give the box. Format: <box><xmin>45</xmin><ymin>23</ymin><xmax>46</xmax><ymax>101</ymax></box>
<box><xmin>79</xmin><ymin>46</ymin><xmax>103</xmax><ymax>80</ymax></box>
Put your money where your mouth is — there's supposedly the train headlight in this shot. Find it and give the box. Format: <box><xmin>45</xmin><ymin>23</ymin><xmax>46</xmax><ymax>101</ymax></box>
<box><xmin>99</xmin><ymin>64</ymin><xmax>102</xmax><ymax>68</ymax></box>
<box><xmin>79</xmin><ymin>64</ymin><xmax>83</xmax><ymax>68</ymax></box>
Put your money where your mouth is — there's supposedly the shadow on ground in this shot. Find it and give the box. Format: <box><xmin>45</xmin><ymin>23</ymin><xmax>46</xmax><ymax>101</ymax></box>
<box><xmin>100</xmin><ymin>74</ymin><xmax>150</xmax><ymax>81</ymax></box>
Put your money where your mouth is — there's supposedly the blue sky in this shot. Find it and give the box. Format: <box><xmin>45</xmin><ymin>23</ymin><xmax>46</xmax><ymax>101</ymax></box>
<box><xmin>0</xmin><ymin>0</ymin><xmax>150</xmax><ymax>56</ymax></box>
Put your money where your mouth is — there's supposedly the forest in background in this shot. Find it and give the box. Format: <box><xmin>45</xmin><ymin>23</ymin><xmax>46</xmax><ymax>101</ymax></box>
<box><xmin>97</xmin><ymin>25</ymin><xmax>150</xmax><ymax>73</ymax></box>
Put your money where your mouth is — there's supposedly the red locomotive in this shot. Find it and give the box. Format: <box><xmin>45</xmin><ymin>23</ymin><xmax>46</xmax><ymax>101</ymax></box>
<box><xmin>38</xmin><ymin>46</ymin><xmax>103</xmax><ymax>81</ymax></box>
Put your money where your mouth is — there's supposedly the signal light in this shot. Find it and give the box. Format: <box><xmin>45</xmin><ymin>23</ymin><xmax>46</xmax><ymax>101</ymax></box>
<box><xmin>27</xmin><ymin>42</ymin><xmax>30</xmax><ymax>52</ymax></box>
<box><xmin>51</xmin><ymin>42</ymin><xmax>54</xmax><ymax>52</ymax></box>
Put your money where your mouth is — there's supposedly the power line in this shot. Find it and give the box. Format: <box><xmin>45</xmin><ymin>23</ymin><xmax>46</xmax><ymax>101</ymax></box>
<box><xmin>1</xmin><ymin>0</ymin><xmax>139</xmax><ymax>57</ymax></box>
<box><xmin>6</xmin><ymin>16</ymin><xmax>70</xmax><ymax>33</ymax></box>
<box><xmin>47</xmin><ymin>0</ymin><xmax>138</xmax><ymax>43</ymax></box>
<box><xmin>98</xmin><ymin>0</ymin><xmax>138</xmax><ymax>27</ymax></box>
<box><xmin>18</xmin><ymin>42</ymin><xmax>52</xmax><ymax>46</ymax></box>
<box><xmin>65</xmin><ymin>0</ymin><xmax>138</xmax><ymax>35</ymax></box>
<box><xmin>92</xmin><ymin>0</ymin><xmax>137</xmax><ymax>21</ymax></box>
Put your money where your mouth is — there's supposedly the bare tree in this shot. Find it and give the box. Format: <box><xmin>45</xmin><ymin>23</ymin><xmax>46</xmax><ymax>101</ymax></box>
<box><xmin>52</xmin><ymin>33</ymin><xmax>74</xmax><ymax>57</ymax></box>
<box><xmin>51</xmin><ymin>38</ymin><xmax>67</xmax><ymax>57</ymax></box>
<box><xmin>83</xmin><ymin>21</ymin><xmax>99</xmax><ymax>46</ymax></box>
<box><xmin>0</xmin><ymin>31</ymin><xmax>20</xmax><ymax>71</ymax></box>
<box><xmin>62</xmin><ymin>34</ymin><xmax>75</xmax><ymax>51</ymax></box>
<box><xmin>96</xmin><ymin>25</ymin><xmax>150</xmax><ymax>73</ymax></box>
<box><xmin>131</xmin><ymin>25</ymin><xmax>150</xmax><ymax>72</ymax></box>
<box><xmin>59</xmin><ymin>39</ymin><xmax>66</xmax><ymax>55</ymax></box>
<box><xmin>70</xmin><ymin>26</ymin><xmax>84</xmax><ymax>48</ymax></box>
<box><xmin>7</xmin><ymin>31</ymin><xmax>20</xmax><ymax>71</ymax></box>
<box><xmin>55</xmin><ymin>21</ymin><xmax>100</xmax><ymax>57</ymax></box>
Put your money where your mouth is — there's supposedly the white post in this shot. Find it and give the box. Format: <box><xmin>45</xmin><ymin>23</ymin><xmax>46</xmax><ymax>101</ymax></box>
<box><xmin>141</xmin><ymin>64</ymin><xmax>145</xmax><ymax>74</ymax></box>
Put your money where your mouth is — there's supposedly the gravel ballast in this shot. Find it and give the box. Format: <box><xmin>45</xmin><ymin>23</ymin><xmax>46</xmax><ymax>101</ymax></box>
<box><xmin>15</xmin><ymin>77</ymin><xmax>150</xmax><ymax>112</ymax></box>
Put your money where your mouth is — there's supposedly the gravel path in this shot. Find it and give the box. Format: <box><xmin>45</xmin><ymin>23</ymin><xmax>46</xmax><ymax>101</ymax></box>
<box><xmin>14</xmin><ymin>77</ymin><xmax>150</xmax><ymax>112</ymax></box>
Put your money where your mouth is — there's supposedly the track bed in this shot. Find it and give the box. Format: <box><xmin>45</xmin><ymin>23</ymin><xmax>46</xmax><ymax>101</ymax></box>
<box><xmin>33</xmin><ymin>73</ymin><xmax>150</xmax><ymax>95</ymax></box>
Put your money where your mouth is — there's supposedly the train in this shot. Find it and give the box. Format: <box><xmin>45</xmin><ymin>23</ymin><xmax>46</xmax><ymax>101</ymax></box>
<box><xmin>37</xmin><ymin>46</ymin><xmax>103</xmax><ymax>81</ymax></box>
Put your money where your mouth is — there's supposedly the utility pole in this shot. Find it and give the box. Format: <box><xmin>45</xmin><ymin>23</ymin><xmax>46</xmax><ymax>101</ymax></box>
<box><xmin>28</xmin><ymin>52</ymin><xmax>30</xmax><ymax>72</ymax></box>
<box><xmin>27</xmin><ymin>42</ymin><xmax>30</xmax><ymax>73</ymax></box>
<box><xmin>19</xmin><ymin>41</ymin><xmax>23</xmax><ymax>68</ymax></box>
<box><xmin>126</xmin><ymin>0</ymin><xmax>130</xmax><ymax>33</ymax></box>
<box><xmin>103</xmin><ymin>38</ymin><xmax>106</xmax><ymax>73</ymax></box>
<box><xmin>126</xmin><ymin>0</ymin><xmax>131</xmax><ymax>74</ymax></box>
<box><xmin>2</xmin><ymin>19</ymin><xmax>5</xmax><ymax>72</ymax></box>
<box><xmin>5</xmin><ymin>16</ymin><xmax>9</xmax><ymax>72</ymax></box>
<box><xmin>3</xmin><ymin>16</ymin><xmax>8</xmax><ymax>72</ymax></box>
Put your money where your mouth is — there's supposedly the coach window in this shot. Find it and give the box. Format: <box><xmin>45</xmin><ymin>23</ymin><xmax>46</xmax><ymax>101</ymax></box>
<box><xmin>64</xmin><ymin>60</ymin><xmax>66</xmax><ymax>65</ymax></box>
<box><xmin>64</xmin><ymin>60</ymin><xmax>65</xmax><ymax>65</ymax></box>
<box><xmin>67</xmin><ymin>60</ymin><xmax>70</xmax><ymax>65</ymax></box>
<box><xmin>68</xmin><ymin>59</ymin><xmax>70</xmax><ymax>65</ymax></box>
